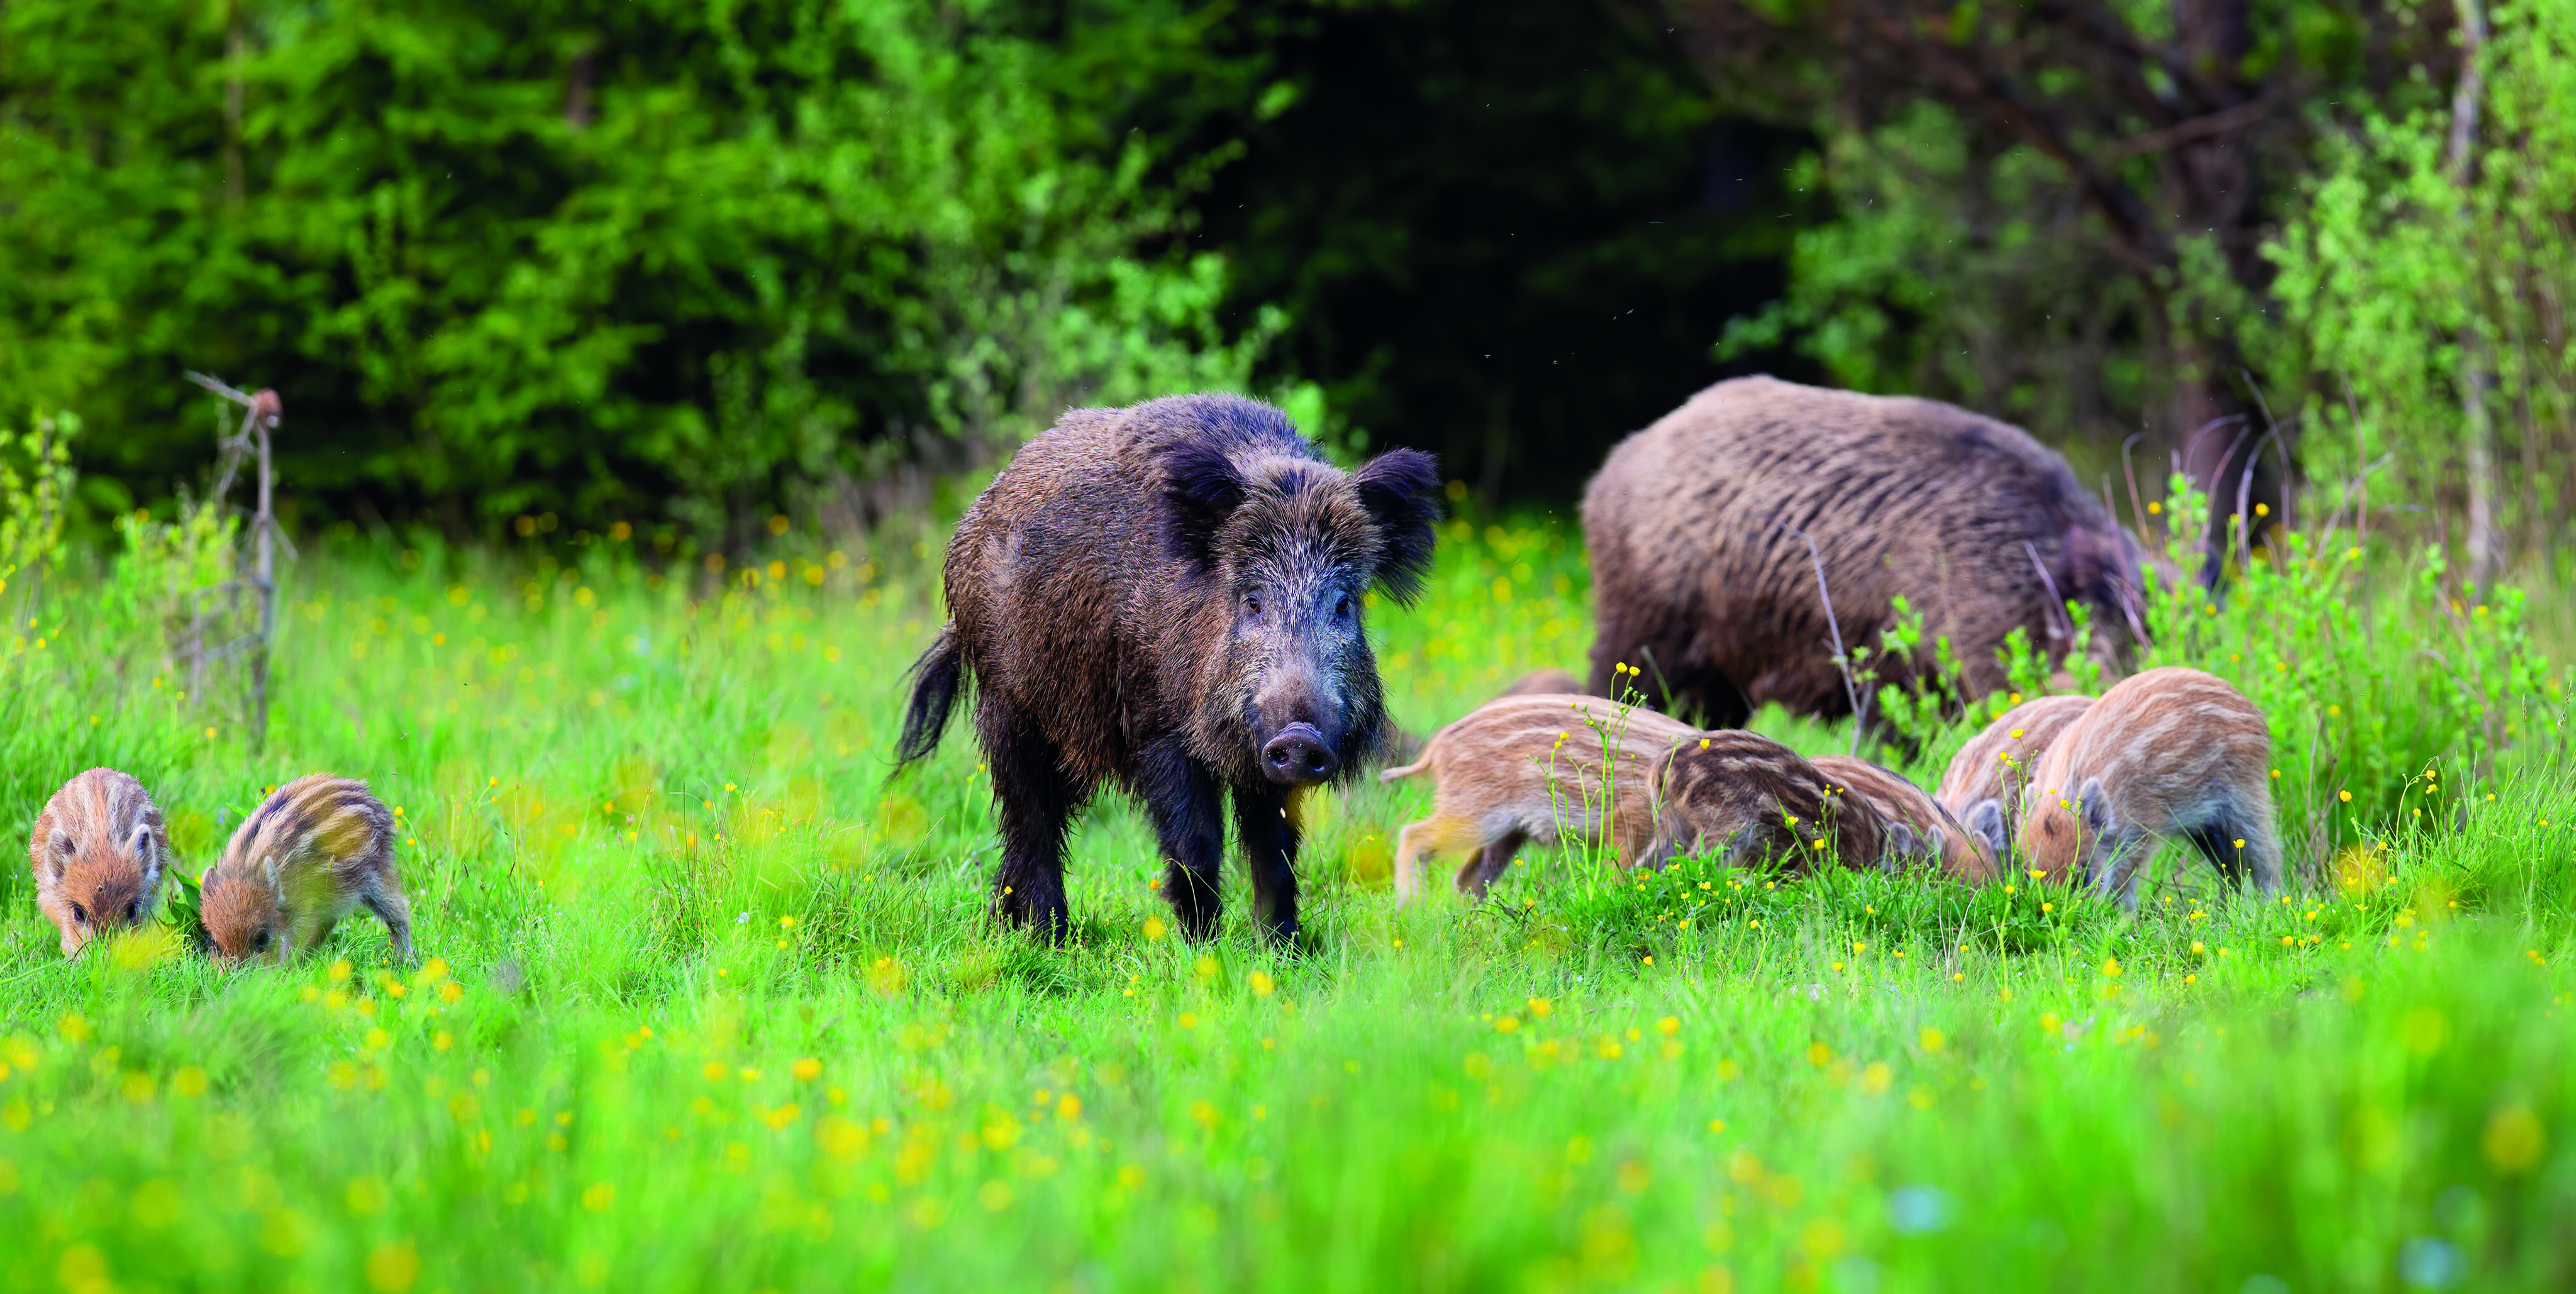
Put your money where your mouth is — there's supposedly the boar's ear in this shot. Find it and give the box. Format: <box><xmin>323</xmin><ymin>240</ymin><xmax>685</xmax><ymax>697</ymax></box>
<box><xmin>1349</xmin><ymin>448</ymin><xmax>1440</xmax><ymax>606</ymax></box>
<box><xmin>1963</xmin><ymin>799</ymin><xmax>2007</xmax><ymax>860</ymax></box>
<box><xmin>2076</xmin><ymin>777</ymin><xmax>2115</xmax><ymax>840</ymax></box>
<box><xmin>1880</xmin><ymin>821</ymin><xmax>1922</xmax><ymax>866</ymax></box>
<box><xmin>1160</xmin><ymin>440</ymin><xmax>1246</xmax><ymax>572</ymax></box>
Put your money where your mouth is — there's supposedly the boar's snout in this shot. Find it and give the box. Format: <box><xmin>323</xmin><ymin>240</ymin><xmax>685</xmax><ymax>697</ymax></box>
<box><xmin>1261</xmin><ymin>723</ymin><xmax>1338</xmax><ymax>785</ymax></box>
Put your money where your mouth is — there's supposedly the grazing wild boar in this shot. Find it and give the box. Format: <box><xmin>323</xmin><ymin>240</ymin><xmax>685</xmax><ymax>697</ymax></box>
<box><xmin>1809</xmin><ymin>754</ymin><xmax>1996</xmax><ymax>882</ymax></box>
<box><xmin>896</xmin><ymin>394</ymin><xmax>1440</xmax><ymax>944</ymax></box>
<box><xmin>29</xmin><ymin>768</ymin><xmax>170</xmax><ymax>958</ymax></box>
<box><xmin>2016</xmin><ymin>667</ymin><xmax>2277</xmax><ymax>905</ymax></box>
<box><xmin>1647</xmin><ymin>731</ymin><xmax>1889</xmax><ymax>871</ymax></box>
<box><xmin>203</xmin><ymin>775</ymin><xmax>414</xmax><ymax>964</ymax></box>
<box><xmin>1939</xmin><ymin>693</ymin><xmax>2096</xmax><ymax>858</ymax></box>
<box><xmin>1379</xmin><ymin>694</ymin><xmax>1696</xmax><ymax>902</ymax></box>
<box><xmin>1582</xmin><ymin>377</ymin><xmax>2146</xmax><ymax>727</ymax></box>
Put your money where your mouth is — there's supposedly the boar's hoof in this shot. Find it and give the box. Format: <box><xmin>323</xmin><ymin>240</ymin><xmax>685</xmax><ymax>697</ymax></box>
<box><xmin>1261</xmin><ymin>724</ymin><xmax>1338</xmax><ymax>785</ymax></box>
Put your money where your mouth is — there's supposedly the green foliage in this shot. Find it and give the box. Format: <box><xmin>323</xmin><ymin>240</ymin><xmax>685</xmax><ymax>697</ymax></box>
<box><xmin>0</xmin><ymin>0</ymin><xmax>1270</xmax><ymax>531</ymax></box>
<box><xmin>102</xmin><ymin>499</ymin><xmax>242</xmax><ymax>666</ymax></box>
<box><xmin>1716</xmin><ymin>101</ymin><xmax>2153</xmax><ymax>434</ymax></box>
<box><xmin>0</xmin><ymin>411</ymin><xmax>76</xmax><ymax>604</ymax></box>
<box><xmin>2260</xmin><ymin>1</ymin><xmax>2576</xmax><ymax>556</ymax></box>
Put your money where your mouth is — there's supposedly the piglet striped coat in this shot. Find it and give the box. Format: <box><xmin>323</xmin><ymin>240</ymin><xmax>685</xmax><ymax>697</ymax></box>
<box><xmin>30</xmin><ymin>768</ymin><xmax>170</xmax><ymax>957</ymax></box>
<box><xmin>1938</xmin><ymin>693</ymin><xmax>2095</xmax><ymax>860</ymax></box>
<box><xmin>203</xmin><ymin>775</ymin><xmax>414</xmax><ymax>964</ymax></box>
<box><xmin>2016</xmin><ymin>668</ymin><xmax>2278</xmax><ymax>904</ymax></box>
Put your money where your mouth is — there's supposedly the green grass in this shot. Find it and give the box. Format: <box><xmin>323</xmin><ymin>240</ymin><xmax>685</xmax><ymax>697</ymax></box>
<box><xmin>1</xmin><ymin>514</ymin><xmax>2572</xmax><ymax>1293</ymax></box>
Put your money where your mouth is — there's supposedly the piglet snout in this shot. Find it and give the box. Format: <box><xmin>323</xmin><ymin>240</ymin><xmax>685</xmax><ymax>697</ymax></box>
<box><xmin>1261</xmin><ymin>724</ymin><xmax>1337</xmax><ymax>785</ymax></box>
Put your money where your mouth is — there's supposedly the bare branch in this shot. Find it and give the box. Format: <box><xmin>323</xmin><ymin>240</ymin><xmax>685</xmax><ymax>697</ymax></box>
<box><xmin>2101</xmin><ymin>90</ymin><xmax>2288</xmax><ymax>162</ymax></box>
<box><xmin>1781</xmin><ymin>523</ymin><xmax>1868</xmax><ymax>754</ymax></box>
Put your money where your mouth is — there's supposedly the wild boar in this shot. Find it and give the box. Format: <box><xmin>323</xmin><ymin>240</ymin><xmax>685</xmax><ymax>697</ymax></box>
<box><xmin>2016</xmin><ymin>667</ymin><xmax>2277</xmax><ymax>905</ymax></box>
<box><xmin>1378</xmin><ymin>694</ymin><xmax>1696</xmax><ymax>902</ymax></box>
<box><xmin>202</xmin><ymin>775</ymin><xmax>414</xmax><ymax>964</ymax></box>
<box><xmin>1809</xmin><ymin>754</ymin><xmax>1996</xmax><ymax>882</ymax></box>
<box><xmin>29</xmin><ymin>768</ymin><xmax>170</xmax><ymax>957</ymax></box>
<box><xmin>896</xmin><ymin>393</ymin><xmax>1441</xmax><ymax>944</ymax></box>
<box><xmin>1582</xmin><ymin>376</ymin><xmax>2145</xmax><ymax>727</ymax></box>
<box><xmin>1646</xmin><ymin>731</ymin><xmax>1889</xmax><ymax>871</ymax></box>
<box><xmin>1938</xmin><ymin>693</ymin><xmax>2096</xmax><ymax>859</ymax></box>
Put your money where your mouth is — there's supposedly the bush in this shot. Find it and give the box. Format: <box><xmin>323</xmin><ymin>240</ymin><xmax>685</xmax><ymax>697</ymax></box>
<box><xmin>0</xmin><ymin>0</ymin><xmax>1273</xmax><ymax>535</ymax></box>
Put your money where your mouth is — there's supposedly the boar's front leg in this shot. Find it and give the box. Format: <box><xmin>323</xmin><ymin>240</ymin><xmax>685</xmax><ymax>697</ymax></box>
<box><xmin>987</xmin><ymin>714</ymin><xmax>1077</xmax><ymax>943</ymax></box>
<box><xmin>1232</xmin><ymin>783</ymin><xmax>1301</xmax><ymax>947</ymax></box>
<box><xmin>1138</xmin><ymin>738</ymin><xmax>1228</xmax><ymax>941</ymax></box>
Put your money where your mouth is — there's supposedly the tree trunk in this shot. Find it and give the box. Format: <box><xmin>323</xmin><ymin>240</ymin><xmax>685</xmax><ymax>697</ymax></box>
<box><xmin>2448</xmin><ymin>0</ymin><xmax>2501</xmax><ymax>592</ymax></box>
<box><xmin>224</xmin><ymin>4</ymin><xmax>245</xmax><ymax>211</ymax></box>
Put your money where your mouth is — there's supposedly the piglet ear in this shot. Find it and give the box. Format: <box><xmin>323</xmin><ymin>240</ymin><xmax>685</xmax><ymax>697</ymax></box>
<box><xmin>2077</xmin><ymin>777</ymin><xmax>2114</xmax><ymax>839</ymax></box>
<box><xmin>1160</xmin><ymin>440</ymin><xmax>1246</xmax><ymax>572</ymax></box>
<box><xmin>1881</xmin><ymin>821</ymin><xmax>1922</xmax><ymax>867</ymax></box>
<box><xmin>1349</xmin><ymin>448</ymin><xmax>1441</xmax><ymax>606</ymax></box>
<box><xmin>127</xmin><ymin>825</ymin><xmax>160</xmax><ymax>883</ymax></box>
<box><xmin>1963</xmin><ymin>799</ymin><xmax>2007</xmax><ymax>860</ymax></box>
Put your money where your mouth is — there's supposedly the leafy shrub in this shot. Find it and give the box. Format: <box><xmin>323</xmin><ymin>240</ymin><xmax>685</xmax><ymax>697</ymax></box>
<box><xmin>0</xmin><ymin>0</ymin><xmax>1277</xmax><ymax>532</ymax></box>
<box><xmin>2260</xmin><ymin>0</ymin><xmax>2576</xmax><ymax>565</ymax></box>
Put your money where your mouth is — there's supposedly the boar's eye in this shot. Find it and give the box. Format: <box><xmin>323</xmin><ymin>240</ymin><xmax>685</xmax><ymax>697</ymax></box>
<box><xmin>1334</xmin><ymin>594</ymin><xmax>1353</xmax><ymax>619</ymax></box>
<box><xmin>255</xmin><ymin>928</ymin><xmax>273</xmax><ymax>950</ymax></box>
<box><xmin>1245</xmin><ymin>593</ymin><xmax>1263</xmax><ymax>617</ymax></box>
<box><xmin>69</xmin><ymin>902</ymin><xmax>90</xmax><ymax>926</ymax></box>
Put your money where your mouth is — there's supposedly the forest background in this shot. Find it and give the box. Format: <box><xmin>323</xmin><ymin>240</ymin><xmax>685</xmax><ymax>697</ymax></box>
<box><xmin>4</xmin><ymin>0</ymin><xmax>2575</xmax><ymax>585</ymax></box>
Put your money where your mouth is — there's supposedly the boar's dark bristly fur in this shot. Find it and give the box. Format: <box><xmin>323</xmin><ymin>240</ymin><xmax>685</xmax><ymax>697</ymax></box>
<box><xmin>896</xmin><ymin>394</ymin><xmax>1440</xmax><ymax>944</ymax></box>
<box><xmin>1582</xmin><ymin>377</ymin><xmax>2146</xmax><ymax>729</ymax></box>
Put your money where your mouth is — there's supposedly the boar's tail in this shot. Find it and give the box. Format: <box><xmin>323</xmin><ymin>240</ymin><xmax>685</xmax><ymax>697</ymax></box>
<box><xmin>1377</xmin><ymin>725</ymin><xmax>1442</xmax><ymax>783</ymax></box>
<box><xmin>896</xmin><ymin>625</ymin><xmax>967</xmax><ymax>768</ymax></box>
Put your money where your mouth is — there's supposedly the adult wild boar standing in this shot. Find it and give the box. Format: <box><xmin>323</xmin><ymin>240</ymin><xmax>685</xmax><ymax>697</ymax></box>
<box><xmin>1583</xmin><ymin>377</ymin><xmax>2146</xmax><ymax>727</ymax></box>
<box><xmin>897</xmin><ymin>394</ymin><xmax>1440</xmax><ymax>944</ymax></box>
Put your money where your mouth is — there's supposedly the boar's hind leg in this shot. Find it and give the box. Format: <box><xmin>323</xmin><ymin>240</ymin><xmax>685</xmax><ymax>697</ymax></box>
<box><xmin>360</xmin><ymin>881</ymin><xmax>417</xmax><ymax>964</ymax></box>
<box><xmin>1231</xmin><ymin>785</ymin><xmax>1302</xmax><ymax>947</ymax></box>
<box><xmin>1139</xmin><ymin>738</ymin><xmax>1228</xmax><ymax>942</ymax></box>
<box><xmin>2184</xmin><ymin>813</ymin><xmax>2282</xmax><ymax>901</ymax></box>
<box><xmin>989</xmin><ymin>720</ymin><xmax>1079</xmax><ymax>942</ymax></box>
<box><xmin>1455</xmin><ymin>831</ymin><xmax>1528</xmax><ymax>902</ymax></box>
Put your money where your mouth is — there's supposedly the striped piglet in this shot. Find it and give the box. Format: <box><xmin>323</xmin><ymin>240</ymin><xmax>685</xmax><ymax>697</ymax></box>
<box><xmin>29</xmin><ymin>768</ymin><xmax>171</xmax><ymax>957</ymax></box>
<box><xmin>2016</xmin><ymin>667</ymin><xmax>2278</xmax><ymax>905</ymax></box>
<box><xmin>203</xmin><ymin>775</ymin><xmax>416</xmax><ymax>964</ymax></box>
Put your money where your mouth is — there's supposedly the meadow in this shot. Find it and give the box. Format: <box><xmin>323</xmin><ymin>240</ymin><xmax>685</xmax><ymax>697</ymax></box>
<box><xmin>1</xmin><ymin>499</ymin><xmax>2572</xmax><ymax>1294</ymax></box>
